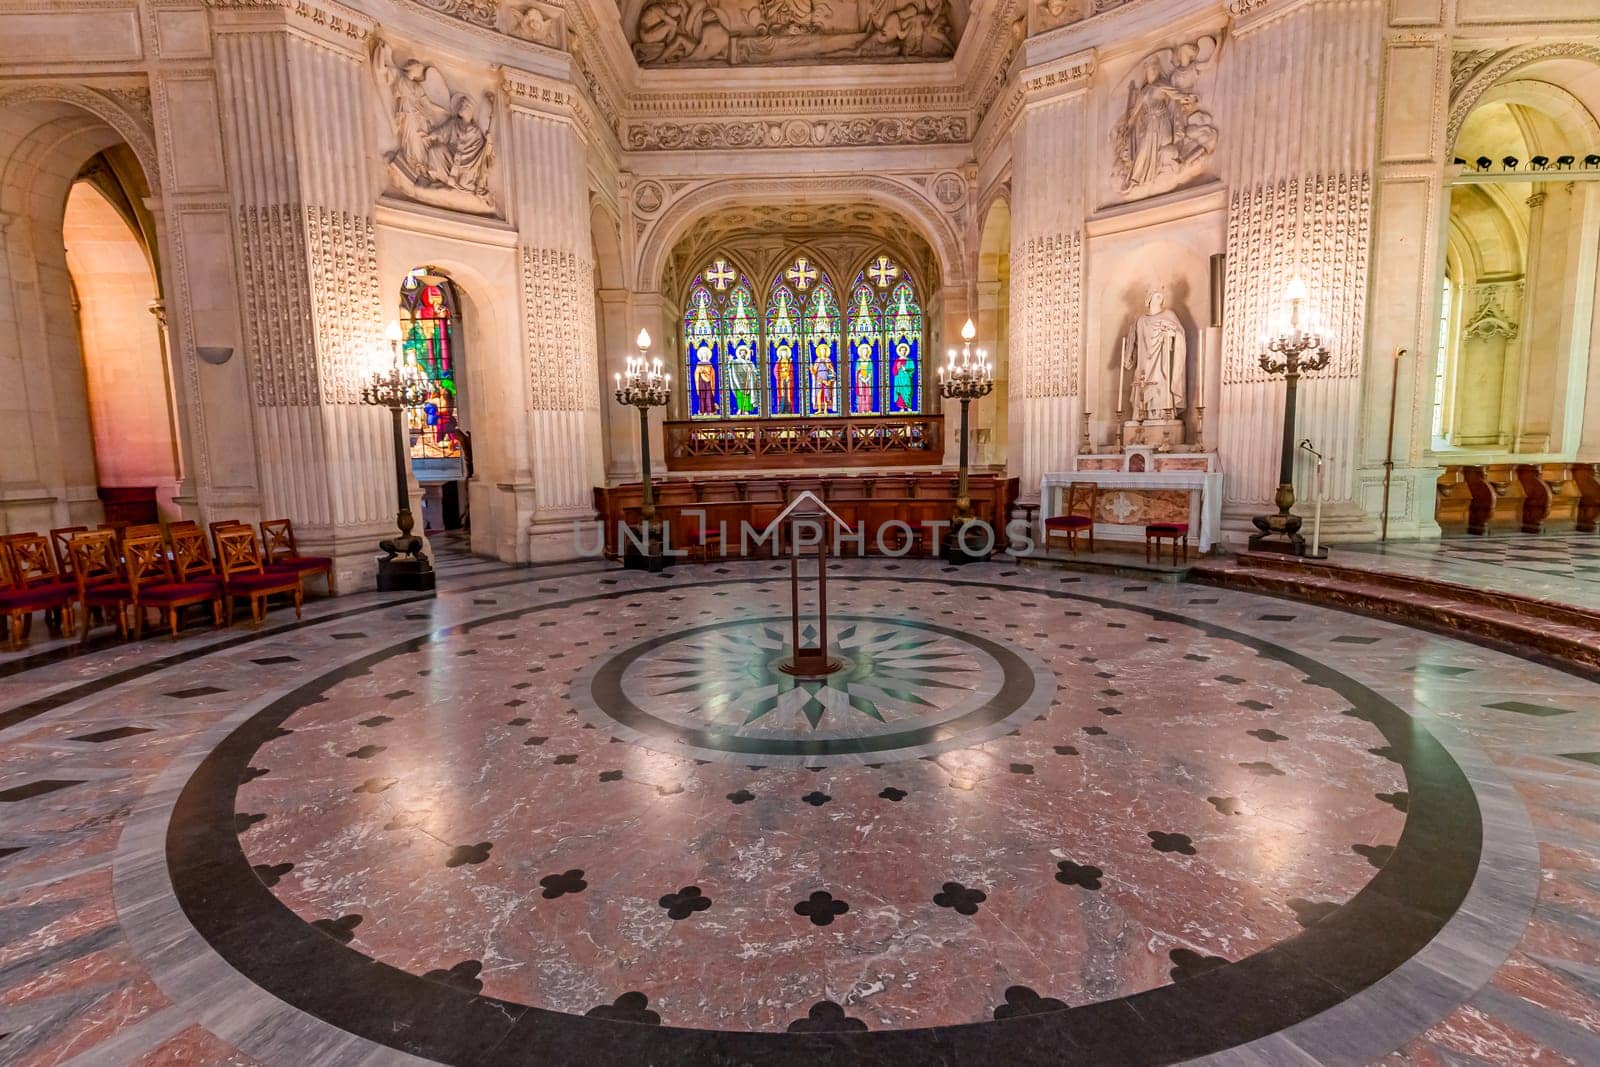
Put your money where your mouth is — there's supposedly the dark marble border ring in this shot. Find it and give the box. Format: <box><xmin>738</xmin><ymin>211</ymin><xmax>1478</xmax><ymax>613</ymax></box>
<box><xmin>165</xmin><ymin>575</ymin><xmax>1481</xmax><ymax>1066</ymax></box>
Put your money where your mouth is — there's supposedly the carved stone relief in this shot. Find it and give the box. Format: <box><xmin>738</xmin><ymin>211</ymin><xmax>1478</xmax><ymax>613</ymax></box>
<box><xmin>238</xmin><ymin>205</ymin><xmax>319</xmax><ymax>407</ymax></box>
<box><xmin>1110</xmin><ymin>35</ymin><xmax>1220</xmax><ymax>200</ymax></box>
<box><xmin>307</xmin><ymin>208</ymin><xmax>384</xmax><ymax>404</ymax></box>
<box><xmin>408</xmin><ymin>0</ymin><xmax>498</xmax><ymax>29</ymax></box>
<box><xmin>1463</xmin><ymin>285</ymin><xmax>1520</xmax><ymax>341</ymax></box>
<box><xmin>502</xmin><ymin>0</ymin><xmax>565</xmax><ymax>47</ymax></box>
<box><xmin>624</xmin><ymin>0</ymin><xmax>968</xmax><ymax>67</ymax></box>
<box><xmin>370</xmin><ymin>39</ymin><xmax>498</xmax><ymax>216</ymax></box>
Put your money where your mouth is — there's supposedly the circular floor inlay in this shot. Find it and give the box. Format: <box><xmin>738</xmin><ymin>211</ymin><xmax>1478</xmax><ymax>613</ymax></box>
<box><xmin>574</xmin><ymin>614</ymin><xmax>1050</xmax><ymax>764</ymax></box>
<box><xmin>201</xmin><ymin>575</ymin><xmax>1439</xmax><ymax>1040</ymax></box>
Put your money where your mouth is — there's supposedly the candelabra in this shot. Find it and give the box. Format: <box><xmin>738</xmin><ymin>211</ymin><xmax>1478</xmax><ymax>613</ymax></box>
<box><xmin>1249</xmin><ymin>278</ymin><xmax>1332</xmax><ymax>557</ymax></box>
<box><xmin>613</xmin><ymin>328</ymin><xmax>671</xmax><ymax>568</ymax></box>
<box><xmin>362</xmin><ymin>322</ymin><xmax>435</xmax><ymax>590</ymax></box>
<box><xmin>939</xmin><ymin>319</ymin><xmax>995</xmax><ymax>562</ymax></box>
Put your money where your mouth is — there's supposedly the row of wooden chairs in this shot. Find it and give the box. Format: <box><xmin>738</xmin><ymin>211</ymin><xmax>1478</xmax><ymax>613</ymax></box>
<box><xmin>0</xmin><ymin>518</ymin><xmax>334</xmax><ymax>648</ymax></box>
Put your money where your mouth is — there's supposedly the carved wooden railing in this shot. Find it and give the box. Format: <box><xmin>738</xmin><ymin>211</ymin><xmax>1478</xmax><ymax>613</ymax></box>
<box><xmin>664</xmin><ymin>414</ymin><xmax>944</xmax><ymax>470</ymax></box>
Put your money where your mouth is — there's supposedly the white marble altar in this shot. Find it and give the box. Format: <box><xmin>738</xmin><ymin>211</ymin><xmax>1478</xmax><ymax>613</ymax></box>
<box><xmin>1041</xmin><ymin>447</ymin><xmax>1223</xmax><ymax>552</ymax></box>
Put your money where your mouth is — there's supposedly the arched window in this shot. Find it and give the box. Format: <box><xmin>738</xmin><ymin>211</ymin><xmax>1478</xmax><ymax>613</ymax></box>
<box><xmin>680</xmin><ymin>249</ymin><xmax>924</xmax><ymax>420</ymax></box>
<box><xmin>399</xmin><ymin>268</ymin><xmax>463</xmax><ymax>459</ymax></box>
<box><xmin>848</xmin><ymin>255</ymin><xmax>923</xmax><ymax>415</ymax></box>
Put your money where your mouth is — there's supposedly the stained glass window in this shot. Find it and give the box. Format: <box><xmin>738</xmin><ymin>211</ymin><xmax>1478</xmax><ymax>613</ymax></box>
<box><xmin>682</xmin><ymin>250</ymin><xmax>923</xmax><ymax>421</ymax></box>
<box><xmin>399</xmin><ymin>271</ymin><xmax>462</xmax><ymax>458</ymax></box>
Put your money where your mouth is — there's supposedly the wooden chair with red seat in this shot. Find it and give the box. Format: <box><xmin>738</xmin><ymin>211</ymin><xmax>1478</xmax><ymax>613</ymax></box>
<box><xmin>1043</xmin><ymin>482</ymin><xmax>1099</xmax><ymax>555</ymax></box>
<box><xmin>260</xmin><ymin>519</ymin><xmax>336</xmax><ymax>595</ymax></box>
<box><xmin>672</xmin><ymin>514</ymin><xmax>723</xmax><ymax>562</ymax></box>
<box><xmin>50</xmin><ymin>526</ymin><xmax>88</xmax><ymax>579</ymax></box>
<box><xmin>124</xmin><ymin>533</ymin><xmax>223</xmax><ymax>639</ymax></box>
<box><xmin>215</xmin><ymin>526</ymin><xmax>302</xmax><ymax>625</ymax></box>
<box><xmin>68</xmin><ymin>530</ymin><xmax>131</xmax><ymax>643</ymax></box>
<box><xmin>1144</xmin><ymin>522</ymin><xmax>1190</xmax><ymax>564</ymax></box>
<box><xmin>0</xmin><ymin>533</ymin><xmax>78</xmax><ymax>648</ymax></box>
<box><xmin>208</xmin><ymin>519</ymin><xmax>245</xmax><ymax>561</ymax></box>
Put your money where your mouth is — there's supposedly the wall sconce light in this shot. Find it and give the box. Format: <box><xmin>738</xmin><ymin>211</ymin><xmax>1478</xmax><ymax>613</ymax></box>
<box><xmin>196</xmin><ymin>345</ymin><xmax>234</xmax><ymax>365</ymax></box>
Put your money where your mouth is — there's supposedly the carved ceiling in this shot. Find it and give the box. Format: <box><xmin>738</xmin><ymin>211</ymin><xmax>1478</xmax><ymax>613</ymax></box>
<box><xmin>619</xmin><ymin>0</ymin><xmax>973</xmax><ymax>68</ymax></box>
<box><xmin>664</xmin><ymin>201</ymin><xmax>940</xmax><ymax>300</ymax></box>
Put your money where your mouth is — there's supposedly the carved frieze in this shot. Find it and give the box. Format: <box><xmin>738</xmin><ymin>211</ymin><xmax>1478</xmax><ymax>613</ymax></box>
<box><xmin>1449</xmin><ymin>49</ymin><xmax>1501</xmax><ymax>100</ymax></box>
<box><xmin>626</xmin><ymin>114</ymin><xmax>967</xmax><ymax>150</ymax></box>
<box><xmin>307</xmin><ymin>207</ymin><xmax>384</xmax><ymax>404</ymax></box>
<box><xmin>237</xmin><ymin>204</ymin><xmax>319</xmax><ymax>407</ymax></box>
<box><xmin>370</xmin><ymin>39</ymin><xmax>498</xmax><ymax>216</ymax></box>
<box><xmin>409</xmin><ymin>0</ymin><xmax>497</xmax><ymax>28</ymax></box>
<box><xmin>626</xmin><ymin>0</ymin><xmax>966</xmax><ymax>67</ymax></box>
<box><xmin>522</xmin><ymin>247</ymin><xmax>600</xmax><ymax>411</ymax></box>
<box><xmin>1110</xmin><ymin>35</ymin><xmax>1219</xmax><ymax>200</ymax></box>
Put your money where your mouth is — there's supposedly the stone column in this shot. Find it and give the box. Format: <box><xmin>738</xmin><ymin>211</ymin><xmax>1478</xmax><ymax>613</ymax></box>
<box><xmin>212</xmin><ymin>0</ymin><xmax>394</xmax><ymax>589</ymax></box>
<box><xmin>1008</xmin><ymin>52</ymin><xmax>1095</xmax><ymax>503</ymax></box>
<box><xmin>1509</xmin><ymin>191</ymin><xmax>1549</xmax><ymax>451</ymax></box>
<box><xmin>1214</xmin><ymin>0</ymin><xmax>1384</xmax><ymax>539</ymax></box>
<box><xmin>501</xmin><ymin>69</ymin><xmax>605</xmax><ymax>561</ymax></box>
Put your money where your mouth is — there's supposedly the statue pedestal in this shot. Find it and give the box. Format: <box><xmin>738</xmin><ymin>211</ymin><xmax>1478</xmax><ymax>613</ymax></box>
<box><xmin>1122</xmin><ymin>419</ymin><xmax>1185</xmax><ymax>451</ymax></box>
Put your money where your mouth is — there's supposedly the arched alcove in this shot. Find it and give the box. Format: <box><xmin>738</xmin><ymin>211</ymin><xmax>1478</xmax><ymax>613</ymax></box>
<box><xmin>397</xmin><ymin>267</ymin><xmax>472</xmax><ymax>532</ymax></box>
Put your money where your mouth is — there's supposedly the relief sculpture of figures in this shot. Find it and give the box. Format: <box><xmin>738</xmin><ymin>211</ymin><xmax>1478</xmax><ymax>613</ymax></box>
<box><xmin>371</xmin><ymin>40</ymin><xmax>497</xmax><ymax>215</ymax></box>
<box><xmin>634</xmin><ymin>0</ymin><xmax>733</xmax><ymax>64</ymax></box>
<box><xmin>1112</xmin><ymin>35</ymin><xmax>1219</xmax><ymax>195</ymax></box>
<box><xmin>1123</xmin><ymin>290</ymin><xmax>1187</xmax><ymax>422</ymax></box>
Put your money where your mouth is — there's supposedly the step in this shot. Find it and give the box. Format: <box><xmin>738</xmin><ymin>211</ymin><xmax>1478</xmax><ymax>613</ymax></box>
<box><xmin>1193</xmin><ymin>558</ymin><xmax>1600</xmax><ymax>675</ymax></box>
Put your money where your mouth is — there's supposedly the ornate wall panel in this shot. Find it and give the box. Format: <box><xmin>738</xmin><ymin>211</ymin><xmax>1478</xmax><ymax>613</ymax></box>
<box><xmin>306</xmin><ymin>208</ymin><xmax>384</xmax><ymax>404</ymax></box>
<box><xmin>521</xmin><ymin>247</ymin><xmax>600</xmax><ymax>412</ymax></box>
<box><xmin>237</xmin><ymin>204</ymin><xmax>320</xmax><ymax>407</ymax></box>
<box><xmin>1017</xmin><ymin>232</ymin><xmax>1082</xmax><ymax>399</ymax></box>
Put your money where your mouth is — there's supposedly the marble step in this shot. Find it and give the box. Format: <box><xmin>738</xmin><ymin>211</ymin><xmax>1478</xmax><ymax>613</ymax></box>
<box><xmin>1193</xmin><ymin>556</ymin><xmax>1600</xmax><ymax>674</ymax></box>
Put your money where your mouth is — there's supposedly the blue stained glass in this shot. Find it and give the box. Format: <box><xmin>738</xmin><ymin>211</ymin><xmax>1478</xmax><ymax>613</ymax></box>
<box><xmin>684</xmin><ymin>282</ymin><xmax>721</xmax><ymax>419</ymax></box>
<box><xmin>723</xmin><ymin>283</ymin><xmax>760</xmax><ymax>417</ymax></box>
<box><xmin>847</xmin><ymin>283</ymin><xmax>881</xmax><ymax>415</ymax></box>
<box><xmin>803</xmin><ymin>281</ymin><xmax>840</xmax><ymax>416</ymax></box>
<box><xmin>767</xmin><ymin>283</ymin><xmax>801</xmax><ymax>416</ymax></box>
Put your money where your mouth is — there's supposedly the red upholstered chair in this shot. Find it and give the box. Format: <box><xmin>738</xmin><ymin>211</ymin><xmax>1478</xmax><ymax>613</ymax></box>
<box><xmin>1043</xmin><ymin>482</ymin><xmax>1099</xmax><ymax>554</ymax></box>
<box><xmin>261</xmin><ymin>519</ymin><xmax>335</xmax><ymax>595</ymax></box>
<box><xmin>1145</xmin><ymin>522</ymin><xmax>1190</xmax><ymax>564</ymax></box>
<box><xmin>672</xmin><ymin>515</ymin><xmax>723</xmax><ymax>562</ymax></box>
<box><xmin>124</xmin><ymin>533</ymin><xmax>222</xmax><ymax>639</ymax></box>
<box><xmin>50</xmin><ymin>526</ymin><xmax>88</xmax><ymax>578</ymax></box>
<box><xmin>0</xmin><ymin>533</ymin><xmax>78</xmax><ymax>648</ymax></box>
<box><xmin>68</xmin><ymin>531</ymin><xmax>131</xmax><ymax>643</ymax></box>
<box><xmin>216</xmin><ymin>526</ymin><xmax>302</xmax><ymax>625</ymax></box>
<box><xmin>208</xmin><ymin>519</ymin><xmax>246</xmax><ymax>562</ymax></box>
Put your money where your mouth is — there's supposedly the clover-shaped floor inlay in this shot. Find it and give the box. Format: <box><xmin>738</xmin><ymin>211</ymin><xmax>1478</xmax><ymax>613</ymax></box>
<box><xmin>540</xmin><ymin>868</ymin><xmax>588</xmax><ymax>898</ymax></box>
<box><xmin>598</xmin><ymin>770</ymin><xmax>623</xmax><ymax>782</ymax></box>
<box><xmin>312</xmin><ymin>913</ymin><xmax>362</xmax><ymax>944</ymax></box>
<box><xmin>585</xmin><ymin>992</ymin><xmax>660</xmax><ymax>1025</ymax></box>
<box><xmin>353</xmin><ymin>777</ymin><xmax>396</xmax><ymax>794</ymax></box>
<box><xmin>253</xmin><ymin>861</ymin><xmax>293</xmax><ymax>887</ymax></box>
<box><xmin>1246</xmin><ymin>728</ymin><xmax>1288</xmax><ymax>742</ymax></box>
<box><xmin>786</xmin><ymin>1001</ymin><xmax>867</xmax><ymax>1033</ymax></box>
<box><xmin>658</xmin><ymin>886</ymin><xmax>712</xmax><ymax>920</ymax></box>
<box><xmin>422</xmin><ymin>960</ymin><xmax>483</xmax><ymax>993</ymax></box>
<box><xmin>802</xmin><ymin>790</ymin><xmax>831</xmax><ymax>807</ymax></box>
<box><xmin>933</xmin><ymin>881</ymin><xmax>987</xmax><ymax>915</ymax></box>
<box><xmin>795</xmin><ymin>890</ymin><xmax>849</xmax><ymax>926</ymax></box>
<box><xmin>1207</xmin><ymin>796</ymin><xmax>1243</xmax><ymax>816</ymax></box>
<box><xmin>345</xmin><ymin>745</ymin><xmax>386</xmax><ymax>760</ymax></box>
<box><xmin>878</xmin><ymin>787</ymin><xmax>907</xmax><ymax>802</ymax></box>
<box><xmin>1054</xmin><ymin>860</ymin><xmax>1103</xmax><ymax>890</ymax></box>
<box><xmin>1169</xmin><ymin>947</ymin><xmax>1229</xmax><ymax>982</ymax></box>
<box><xmin>992</xmin><ymin>986</ymin><xmax>1067</xmax><ymax>1019</ymax></box>
<box><xmin>1238</xmin><ymin>761</ymin><xmax>1284</xmax><ymax>777</ymax></box>
<box><xmin>726</xmin><ymin>788</ymin><xmax>754</xmax><ymax>804</ymax></box>
<box><xmin>445</xmin><ymin>842</ymin><xmax>493</xmax><ymax>868</ymax></box>
<box><xmin>1147</xmin><ymin>831</ymin><xmax>1196</xmax><ymax>855</ymax></box>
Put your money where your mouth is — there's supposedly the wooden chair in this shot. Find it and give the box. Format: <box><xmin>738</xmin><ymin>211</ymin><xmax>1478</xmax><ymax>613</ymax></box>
<box><xmin>1043</xmin><ymin>482</ymin><xmax>1099</xmax><ymax>554</ymax></box>
<box><xmin>50</xmin><ymin>526</ymin><xmax>88</xmax><ymax>578</ymax></box>
<box><xmin>0</xmin><ymin>533</ymin><xmax>77</xmax><ymax>648</ymax></box>
<box><xmin>1145</xmin><ymin>522</ymin><xmax>1190</xmax><ymax>564</ymax></box>
<box><xmin>260</xmin><ymin>519</ymin><xmax>335</xmax><ymax>595</ymax></box>
<box><xmin>124</xmin><ymin>523</ymin><xmax>163</xmax><ymax>543</ymax></box>
<box><xmin>208</xmin><ymin>519</ymin><xmax>246</xmax><ymax>563</ymax></box>
<box><xmin>68</xmin><ymin>531</ymin><xmax>131</xmax><ymax>643</ymax></box>
<box><xmin>124</xmin><ymin>534</ymin><xmax>222</xmax><ymax>639</ymax></box>
<box><xmin>215</xmin><ymin>526</ymin><xmax>302</xmax><ymax>625</ymax></box>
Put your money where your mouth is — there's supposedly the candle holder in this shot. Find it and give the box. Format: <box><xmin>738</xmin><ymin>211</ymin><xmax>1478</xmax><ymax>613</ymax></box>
<box><xmin>939</xmin><ymin>318</ymin><xmax>995</xmax><ymax>563</ymax></box>
<box><xmin>1249</xmin><ymin>278</ymin><xmax>1332</xmax><ymax>558</ymax></box>
<box><xmin>363</xmin><ymin>322</ymin><xmax>436</xmax><ymax>591</ymax></box>
<box><xmin>614</xmin><ymin>328</ymin><xmax>672</xmax><ymax>570</ymax></box>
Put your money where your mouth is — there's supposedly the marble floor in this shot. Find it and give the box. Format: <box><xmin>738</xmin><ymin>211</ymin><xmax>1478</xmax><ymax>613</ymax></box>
<box><xmin>1342</xmin><ymin>532</ymin><xmax>1600</xmax><ymax>612</ymax></box>
<box><xmin>1</xmin><ymin>547</ymin><xmax>1597</xmax><ymax>1065</ymax></box>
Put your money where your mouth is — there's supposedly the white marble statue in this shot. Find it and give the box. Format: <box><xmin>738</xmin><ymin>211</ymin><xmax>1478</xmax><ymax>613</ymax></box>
<box><xmin>1123</xmin><ymin>290</ymin><xmax>1187</xmax><ymax>422</ymax></box>
<box><xmin>372</xmin><ymin>41</ymin><xmax>497</xmax><ymax>213</ymax></box>
<box><xmin>1112</xmin><ymin>35</ymin><xmax>1219</xmax><ymax>195</ymax></box>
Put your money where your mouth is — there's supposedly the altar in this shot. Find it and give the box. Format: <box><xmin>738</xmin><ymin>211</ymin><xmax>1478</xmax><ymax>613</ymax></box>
<box><xmin>1040</xmin><ymin>447</ymin><xmax>1224</xmax><ymax>552</ymax></box>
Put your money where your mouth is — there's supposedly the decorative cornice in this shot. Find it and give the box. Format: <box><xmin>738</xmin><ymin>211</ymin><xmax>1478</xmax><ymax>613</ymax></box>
<box><xmin>625</xmin><ymin>115</ymin><xmax>970</xmax><ymax>151</ymax></box>
<box><xmin>205</xmin><ymin>0</ymin><xmax>373</xmax><ymax>50</ymax></box>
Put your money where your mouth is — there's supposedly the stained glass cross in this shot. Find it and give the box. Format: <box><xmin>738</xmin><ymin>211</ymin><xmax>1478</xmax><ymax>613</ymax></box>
<box><xmin>868</xmin><ymin>255</ymin><xmax>899</xmax><ymax>288</ymax></box>
<box><xmin>705</xmin><ymin>258</ymin><xmax>737</xmax><ymax>290</ymax></box>
<box><xmin>786</xmin><ymin>257</ymin><xmax>818</xmax><ymax>291</ymax></box>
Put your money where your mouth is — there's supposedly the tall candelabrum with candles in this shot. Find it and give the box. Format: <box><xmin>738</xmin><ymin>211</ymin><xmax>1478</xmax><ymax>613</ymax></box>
<box><xmin>362</xmin><ymin>321</ymin><xmax>436</xmax><ymax>590</ymax></box>
<box><xmin>1249</xmin><ymin>277</ymin><xmax>1332</xmax><ymax>558</ymax></box>
<box><xmin>613</xmin><ymin>328</ymin><xmax>672</xmax><ymax>568</ymax></box>
<box><xmin>939</xmin><ymin>319</ymin><xmax>995</xmax><ymax>561</ymax></box>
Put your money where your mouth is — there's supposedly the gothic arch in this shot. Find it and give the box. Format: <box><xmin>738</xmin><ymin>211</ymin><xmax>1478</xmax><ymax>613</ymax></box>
<box><xmin>636</xmin><ymin>176</ymin><xmax>965</xmax><ymax>297</ymax></box>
